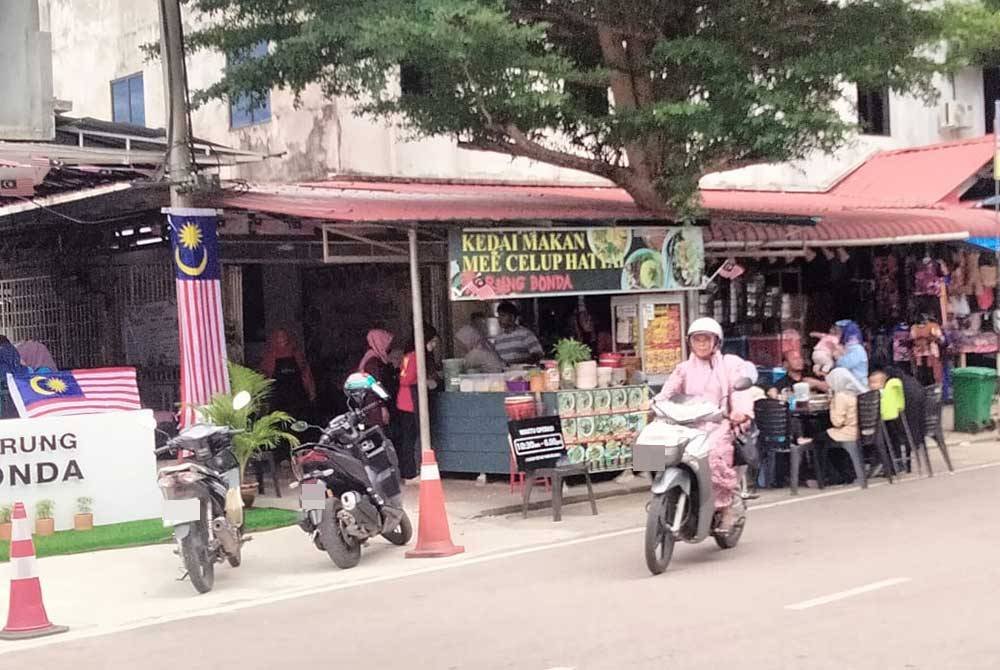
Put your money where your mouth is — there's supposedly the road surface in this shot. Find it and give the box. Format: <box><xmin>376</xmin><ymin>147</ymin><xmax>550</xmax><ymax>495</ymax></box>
<box><xmin>6</xmin><ymin>465</ymin><xmax>1000</xmax><ymax>669</ymax></box>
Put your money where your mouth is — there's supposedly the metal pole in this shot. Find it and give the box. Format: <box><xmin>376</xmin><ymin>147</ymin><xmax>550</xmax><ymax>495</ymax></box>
<box><xmin>158</xmin><ymin>0</ymin><xmax>194</xmax><ymax>208</ymax></box>
<box><xmin>993</xmin><ymin>101</ymin><xmax>999</xmax><ymax>373</ymax></box>
<box><xmin>409</xmin><ymin>227</ymin><xmax>433</xmax><ymax>453</ymax></box>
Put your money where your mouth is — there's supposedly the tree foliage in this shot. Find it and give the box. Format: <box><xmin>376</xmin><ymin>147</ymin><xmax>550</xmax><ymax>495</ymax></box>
<box><xmin>187</xmin><ymin>0</ymin><xmax>1000</xmax><ymax>216</ymax></box>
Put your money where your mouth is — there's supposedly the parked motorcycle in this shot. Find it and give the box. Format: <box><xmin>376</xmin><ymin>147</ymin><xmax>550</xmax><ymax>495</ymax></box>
<box><xmin>156</xmin><ymin>391</ymin><xmax>252</xmax><ymax>593</ymax></box>
<box><xmin>634</xmin><ymin>378</ymin><xmax>753</xmax><ymax>575</ymax></box>
<box><xmin>289</xmin><ymin>373</ymin><xmax>411</xmax><ymax>569</ymax></box>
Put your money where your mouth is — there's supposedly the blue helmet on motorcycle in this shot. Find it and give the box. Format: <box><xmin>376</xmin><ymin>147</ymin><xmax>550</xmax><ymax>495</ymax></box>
<box><xmin>344</xmin><ymin>372</ymin><xmax>390</xmax><ymax>407</ymax></box>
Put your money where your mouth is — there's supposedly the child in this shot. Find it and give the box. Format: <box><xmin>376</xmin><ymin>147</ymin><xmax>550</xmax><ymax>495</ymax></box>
<box><xmin>809</xmin><ymin>331</ymin><xmax>841</xmax><ymax>376</ymax></box>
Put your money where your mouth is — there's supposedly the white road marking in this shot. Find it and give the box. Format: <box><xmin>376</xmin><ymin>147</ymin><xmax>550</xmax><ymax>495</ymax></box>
<box><xmin>784</xmin><ymin>577</ymin><xmax>912</xmax><ymax>611</ymax></box>
<box><xmin>1</xmin><ymin>459</ymin><xmax>997</xmax><ymax>655</ymax></box>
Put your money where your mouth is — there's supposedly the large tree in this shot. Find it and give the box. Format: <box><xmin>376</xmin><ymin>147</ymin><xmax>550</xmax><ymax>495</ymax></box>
<box><xmin>187</xmin><ymin>0</ymin><xmax>1000</xmax><ymax>217</ymax></box>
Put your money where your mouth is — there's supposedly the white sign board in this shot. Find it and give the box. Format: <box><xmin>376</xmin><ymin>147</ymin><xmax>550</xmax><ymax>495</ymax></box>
<box><xmin>0</xmin><ymin>410</ymin><xmax>161</xmax><ymax>531</ymax></box>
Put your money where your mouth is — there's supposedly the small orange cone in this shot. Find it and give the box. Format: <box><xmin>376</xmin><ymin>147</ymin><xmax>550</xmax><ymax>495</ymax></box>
<box><xmin>406</xmin><ymin>451</ymin><xmax>465</xmax><ymax>558</ymax></box>
<box><xmin>0</xmin><ymin>502</ymin><xmax>68</xmax><ymax>640</ymax></box>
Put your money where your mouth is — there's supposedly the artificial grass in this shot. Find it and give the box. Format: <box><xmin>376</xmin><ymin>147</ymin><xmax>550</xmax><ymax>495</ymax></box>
<box><xmin>0</xmin><ymin>507</ymin><xmax>298</xmax><ymax>562</ymax></box>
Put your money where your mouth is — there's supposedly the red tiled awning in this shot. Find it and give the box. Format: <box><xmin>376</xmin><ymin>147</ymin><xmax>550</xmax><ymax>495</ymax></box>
<box><xmin>222</xmin><ymin>181</ymin><xmax>997</xmax><ymax>247</ymax></box>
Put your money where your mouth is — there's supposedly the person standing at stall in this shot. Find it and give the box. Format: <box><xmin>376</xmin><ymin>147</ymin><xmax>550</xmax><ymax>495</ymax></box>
<box><xmin>493</xmin><ymin>302</ymin><xmax>544</xmax><ymax>366</ymax></box>
<box><xmin>357</xmin><ymin>328</ymin><xmax>395</xmax><ymax>428</ymax></box>
<box><xmin>397</xmin><ymin>325</ymin><xmax>440</xmax><ymax>482</ymax></box>
<box><xmin>260</xmin><ymin>328</ymin><xmax>317</xmax><ymax>464</ymax></box>
<box><xmin>833</xmin><ymin>320</ymin><xmax>869</xmax><ymax>389</ymax></box>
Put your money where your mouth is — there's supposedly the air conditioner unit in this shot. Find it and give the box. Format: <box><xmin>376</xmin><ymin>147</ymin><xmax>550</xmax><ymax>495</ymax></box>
<box><xmin>939</xmin><ymin>100</ymin><xmax>973</xmax><ymax>130</ymax></box>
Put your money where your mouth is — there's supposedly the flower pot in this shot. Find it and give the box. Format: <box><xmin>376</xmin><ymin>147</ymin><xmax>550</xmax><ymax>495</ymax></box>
<box><xmin>0</xmin><ymin>522</ymin><xmax>10</xmax><ymax>542</ymax></box>
<box><xmin>240</xmin><ymin>482</ymin><xmax>258</xmax><ymax>509</ymax></box>
<box><xmin>35</xmin><ymin>518</ymin><xmax>55</xmax><ymax>537</ymax></box>
<box><xmin>559</xmin><ymin>361</ymin><xmax>577</xmax><ymax>389</ymax></box>
<box><xmin>74</xmin><ymin>513</ymin><xmax>93</xmax><ymax>531</ymax></box>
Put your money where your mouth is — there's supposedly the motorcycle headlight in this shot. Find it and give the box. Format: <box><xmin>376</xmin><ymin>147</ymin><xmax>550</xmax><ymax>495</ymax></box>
<box><xmin>340</xmin><ymin>491</ymin><xmax>359</xmax><ymax>511</ymax></box>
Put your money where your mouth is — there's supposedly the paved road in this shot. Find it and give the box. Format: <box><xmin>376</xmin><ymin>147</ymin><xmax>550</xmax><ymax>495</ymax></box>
<box><xmin>8</xmin><ymin>466</ymin><xmax>1000</xmax><ymax>669</ymax></box>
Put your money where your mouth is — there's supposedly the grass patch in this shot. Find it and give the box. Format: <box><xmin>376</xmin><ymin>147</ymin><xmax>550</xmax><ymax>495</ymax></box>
<box><xmin>0</xmin><ymin>507</ymin><xmax>298</xmax><ymax>562</ymax></box>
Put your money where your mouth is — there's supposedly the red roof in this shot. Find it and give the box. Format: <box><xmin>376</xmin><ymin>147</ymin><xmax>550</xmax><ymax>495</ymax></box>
<box><xmin>827</xmin><ymin>135</ymin><xmax>994</xmax><ymax>207</ymax></box>
<box><xmin>220</xmin><ymin>135</ymin><xmax>999</xmax><ymax>246</ymax></box>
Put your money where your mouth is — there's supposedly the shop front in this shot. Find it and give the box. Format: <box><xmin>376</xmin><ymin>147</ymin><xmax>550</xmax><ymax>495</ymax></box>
<box><xmin>434</xmin><ymin>224</ymin><xmax>703</xmax><ymax>475</ymax></box>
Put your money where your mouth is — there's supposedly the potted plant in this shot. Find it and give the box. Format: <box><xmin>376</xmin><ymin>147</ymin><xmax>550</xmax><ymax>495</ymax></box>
<box><xmin>197</xmin><ymin>362</ymin><xmax>299</xmax><ymax>508</ymax></box>
<box><xmin>74</xmin><ymin>497</ymin><xmax>94</xmax><ymax>531</ymax></box>
<box><xmin>34</xmin><ymin>500</ymin><xmax>55</xmax><ymax>537</ymax></box>
<box><xmin>0</xmin><ymin>504</ymin><xmax>11</xmax><ymax>542</ymax></box>
<box><xmin>553</xmin><ymin>339</ymin><xmax>593</xmax><ymax>390</ymax></box>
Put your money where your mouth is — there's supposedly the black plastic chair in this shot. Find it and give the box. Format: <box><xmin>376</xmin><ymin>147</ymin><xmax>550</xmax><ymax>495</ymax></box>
<box><xmin>923</xmin><ymin>385</ymin><xmax>954</xmax><ymax>473</ymax></box>
<box><xmin>250</xmin><ymin>451</ymin><xmax>282</xmax><ymax>497</ymax></box>
<box><xmin>522</xmin><ymin>460</ymin><xmax>597</xmax><ymax>522</ymax></box>
<box><xmin>755</xmin><ymin>399</ymin><xmax>822</xmax><ymax>495</ymax></box>
<box><xmin>857</xmin><ymin>390</ymin><xmax>895</xmax><ymax>484</ymax></box>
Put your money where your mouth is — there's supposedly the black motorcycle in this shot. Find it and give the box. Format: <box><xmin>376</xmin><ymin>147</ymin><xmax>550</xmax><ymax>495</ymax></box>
<box><xmin>290</xmin><ymin>373</ymin><xmax>412</xmax><ymax>569</ymax></box>
<box><xmin>156</xmin><ymin>391</ymin><xmax>251</xmax><ymax>593</ymax></box>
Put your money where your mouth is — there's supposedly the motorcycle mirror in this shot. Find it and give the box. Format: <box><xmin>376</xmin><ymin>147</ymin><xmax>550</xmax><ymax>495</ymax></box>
<box><xmin>732</xmin><ymin>377</ymin><xmax>754</xmax><ymax>392</ymax></box>
<box><xmin>370</xmin><ymin>381</ymin><xmax>390</xmax><ymax>401</ymax></box>
<box><xmin>232</xmin><ymin>391</ymin><xmax>253</xmax><ymax>411</ymax></box>
<box><xmin>290</xmin><ymin>420</ymin><xmax>309</xmax><ymax>433</ymax></box>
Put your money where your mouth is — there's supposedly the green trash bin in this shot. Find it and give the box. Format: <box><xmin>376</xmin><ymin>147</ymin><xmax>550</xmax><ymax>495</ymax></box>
<box><xmin>951</xmin><ymin>366</ymin><xmax>997</xmax><ymax>433</ymax></box>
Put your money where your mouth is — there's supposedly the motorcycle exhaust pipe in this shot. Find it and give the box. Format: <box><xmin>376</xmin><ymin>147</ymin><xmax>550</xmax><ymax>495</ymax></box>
<box><xmin>212</xmin><ymin>518</ymin><xmax>240</xmax><ymax>556</ymax></box>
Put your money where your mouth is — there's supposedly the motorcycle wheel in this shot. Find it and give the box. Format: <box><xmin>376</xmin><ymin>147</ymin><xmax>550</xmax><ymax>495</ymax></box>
<box><xmin>644</xmin><ymin>490</ymin><xmax>678</xmax><ymax>575</ymax></box>
<box><xmin>381</xmin><ymin>512</ymin><xmax>413</xmax><ymax>546</ymax></box>
<box><xmin>181</xmin><ymin>520</ymin><xmax>215</xmax><ymax>594</ymax></box>
<box><xmin>318</xmin><ymin>505</ymin><xmax>362</xmax><ymax>569</ymax></box>
<box><xmin>714</xmin><ymin>514</ymin><xmax>746</xmax><ymax>550</ymax></box>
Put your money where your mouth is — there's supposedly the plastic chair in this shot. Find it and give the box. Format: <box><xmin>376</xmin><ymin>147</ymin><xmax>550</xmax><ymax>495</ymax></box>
<box><xmin>250</xmin><ymin>451</ymin><xmax>282</xmax><ymax>497</ymax></box>
<box><xmin>754</xmin><ymin>399</ymin><xmax>822</xmax><ymax>495</ymax></box>
<box><xmin>857</xmin><ymin>390</ymin><xmax>895</xmax><ymax>484</ymax></box>
<box><xmin>522</xmin><ymin>459</ymin><xmax>598</xmax><ymax>522</ymax></box>
<box><xmin>923</xmin><ymin>385</ymin><xmax>954</xmax><ymax>472</ymax></box>
<box><xmin>508</xmin><ymin>437</ymin><xmax>550</xmax><ymax>495</ymax></box>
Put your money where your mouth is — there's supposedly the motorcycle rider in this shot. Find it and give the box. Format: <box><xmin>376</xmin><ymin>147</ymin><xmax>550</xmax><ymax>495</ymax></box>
<box><xmin>654</xmin><ymin>317</ymin><xmax>755</xmax><ymax>533</ymax></box>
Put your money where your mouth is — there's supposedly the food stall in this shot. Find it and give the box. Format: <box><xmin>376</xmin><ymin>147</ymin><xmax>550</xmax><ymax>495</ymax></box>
<box><xmin>433</xmin><ymin>225</ymin><xmax>703</xmax><ymax>475</ymax></box>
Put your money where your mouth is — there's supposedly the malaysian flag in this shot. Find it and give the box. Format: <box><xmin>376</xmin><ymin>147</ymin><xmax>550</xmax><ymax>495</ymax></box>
<box><xmin>6</xmin><ymin>367</ymin><xmax>142</xmax><ymax>418</ymax></box>
<box><xmin>166</xmin><ymin>208</ymin><xmax>229</xmax><ymax>427</ymax></box>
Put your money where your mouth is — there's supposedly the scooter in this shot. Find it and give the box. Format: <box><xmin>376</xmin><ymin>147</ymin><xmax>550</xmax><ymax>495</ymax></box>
<box><xmin>634</xmin><ymin>378</ymin><xmax>753</xmax><ymax>575</ymax></box>
<box><xmin>155</xmin><ymin>391</ymin><xmax>252</xmax><ymax>593</ymax></box>
<box><xmin>289</xmin><ymin>373</ymin><xmax>411</xmax><ymax>569</ymax></box>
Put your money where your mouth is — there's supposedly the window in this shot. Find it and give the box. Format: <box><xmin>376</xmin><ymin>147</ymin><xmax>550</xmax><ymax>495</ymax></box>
<box><xmin>400</xmin><ymin>62</ymin><xmax>430</xmax><ymax>96</ymax></box>
<box><xmin>857</xmin><ymin>86</ymin><xmax>890</xmax><ymax>136</ymax></box>
<box><xmin>110</xmin><ymin>73</ymin><xmax>145</xmax><ymax>126</ymax></box>
<box><xmin>229</xmin><ymin>41</ymin><xmax>271</xmax><ymax>129</ymax></box>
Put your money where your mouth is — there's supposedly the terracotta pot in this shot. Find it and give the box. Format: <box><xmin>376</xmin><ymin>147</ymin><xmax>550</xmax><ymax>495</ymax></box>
<box><xmin>35</xmin><ymin>518</ymin><xmax>55</xmax><ymax>537</ymax></box>
<box><xmin>74</xmin><ymin>513</ymin><xmax>94</xmax><ymax>531</ymax></box>
<box><xmin>240</xmin><ymin>483</ymin><xmax>258</xmax><ymax>509</ymax></box>
<box><xmin>0</xmin><ymin>522</ymin><xmax>10</xmax><ymax>542</ymax></box>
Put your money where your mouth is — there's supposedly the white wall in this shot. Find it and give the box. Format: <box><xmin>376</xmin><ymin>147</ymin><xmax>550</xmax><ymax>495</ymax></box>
<box><xmin>43</xmin><ymin>0</ymin><xmax>603</xmax><ymax>185</ymax></box>
<box><xmin>702</xmin><ymin>70</ymin><xmax>988</xmax><ymax>192</ymax></box>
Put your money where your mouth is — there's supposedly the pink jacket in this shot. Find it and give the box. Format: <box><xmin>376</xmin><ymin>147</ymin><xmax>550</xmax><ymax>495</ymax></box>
<box><xmin>655</xmin><ymin>352</ymin><xmax>756</xmax><ymax>419</ymax></box>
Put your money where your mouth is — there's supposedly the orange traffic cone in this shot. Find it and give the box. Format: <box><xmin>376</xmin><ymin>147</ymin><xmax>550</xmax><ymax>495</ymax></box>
<box><xmin>0</xmin><ymin>502</ymin><xmax>68</xmax><ymax>640</ymax></box>
<box><xmin>405</xmin><ymin>451</ymin><xmax>465</xmax><ymax>559</ymax></box>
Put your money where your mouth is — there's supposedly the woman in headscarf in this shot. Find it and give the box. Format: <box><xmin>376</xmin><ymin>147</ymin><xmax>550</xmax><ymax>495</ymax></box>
<box><xmin>833</xmin><ymin>319</ymin><xmax>869</xmax><ymax>389</ymax></box>
<box><xmin>357</xmin><ymin>329</ymin><xmax>395</xmax><ymax>427</ymax></box>
<box><xmin>454</xmin><ymin>324</ymin><xmax>505</xmax><ymax>373</ymax></box>
<box><xmin>822</xmin><ymin>368</ymin><xmax>868</xmax><ymax>484</ymax></box>
<box><xmin>260</xmin><ymin>328</ymin><xmax>316</xmax><ymax>418</ymax></box>
<box><xmin>16</xmin><ymin>340</ymin><xmax>56</xmax><ymax>372</ymax></box>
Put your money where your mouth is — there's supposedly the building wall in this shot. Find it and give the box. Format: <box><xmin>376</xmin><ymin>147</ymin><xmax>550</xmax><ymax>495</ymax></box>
<box><xmin>42</xmin><ymin>0</ymin><xmax>603</xmax><ymax>186</ymax></box>
<box><xmin>703</xmin><ymin>70</ymin><xmax>988</xmax><ymax>191</ymax></box>
<box><xmin>42</xmin><ymin>0</ymin><xmax>989</xmax><ymax>194</ymax></box>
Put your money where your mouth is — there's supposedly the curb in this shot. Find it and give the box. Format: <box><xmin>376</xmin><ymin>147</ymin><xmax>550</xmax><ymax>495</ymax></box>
<box><xmin>472</xmin><ymin>482</ymin><xmax>650</xmax><ymax>519</ymax></box>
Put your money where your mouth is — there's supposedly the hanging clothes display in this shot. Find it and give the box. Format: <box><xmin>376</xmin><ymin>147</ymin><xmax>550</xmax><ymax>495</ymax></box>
<box><xmin>873</xmin><ymin>253</ymin><xmax>900</xmax><ymax>323</ymax></box>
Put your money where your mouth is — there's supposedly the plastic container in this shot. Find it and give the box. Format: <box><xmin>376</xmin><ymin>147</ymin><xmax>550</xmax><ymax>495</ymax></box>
<box><xmin>597</xmin><ymin>366</ymin><xmax>613</xmax><ymax>388</ymax></box>
<box><xmin>443</xmin><ymin>358</ymin><xmax>464</xmax><ymax>392</ymax></box>
<box><xmin>576</xmin><ymin>361</ymin><xmax>598</xmax><ymax>390</ymax></box>
<box><xmin>504</xmin><ymin>395</ymin><xmax>537</xmax><ymax>420</ymax></box>
<box><xmin>952</xmin><ymin>366</ymin><xmax>997</xmax><ymax>432</ymax></box>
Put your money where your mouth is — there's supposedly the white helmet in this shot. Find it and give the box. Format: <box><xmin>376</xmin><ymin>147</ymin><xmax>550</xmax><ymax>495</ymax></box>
<box><xmin>687</xmin><ymin>317</ymin><xmax>724</xmax><ymax>341</ymax></box>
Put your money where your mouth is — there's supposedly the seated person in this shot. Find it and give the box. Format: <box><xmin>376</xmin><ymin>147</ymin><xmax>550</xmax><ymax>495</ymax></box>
<box><xmin>766</xmin><ymin>348</ymin><xmax>828</xmax><ymax>399</ymax></box>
